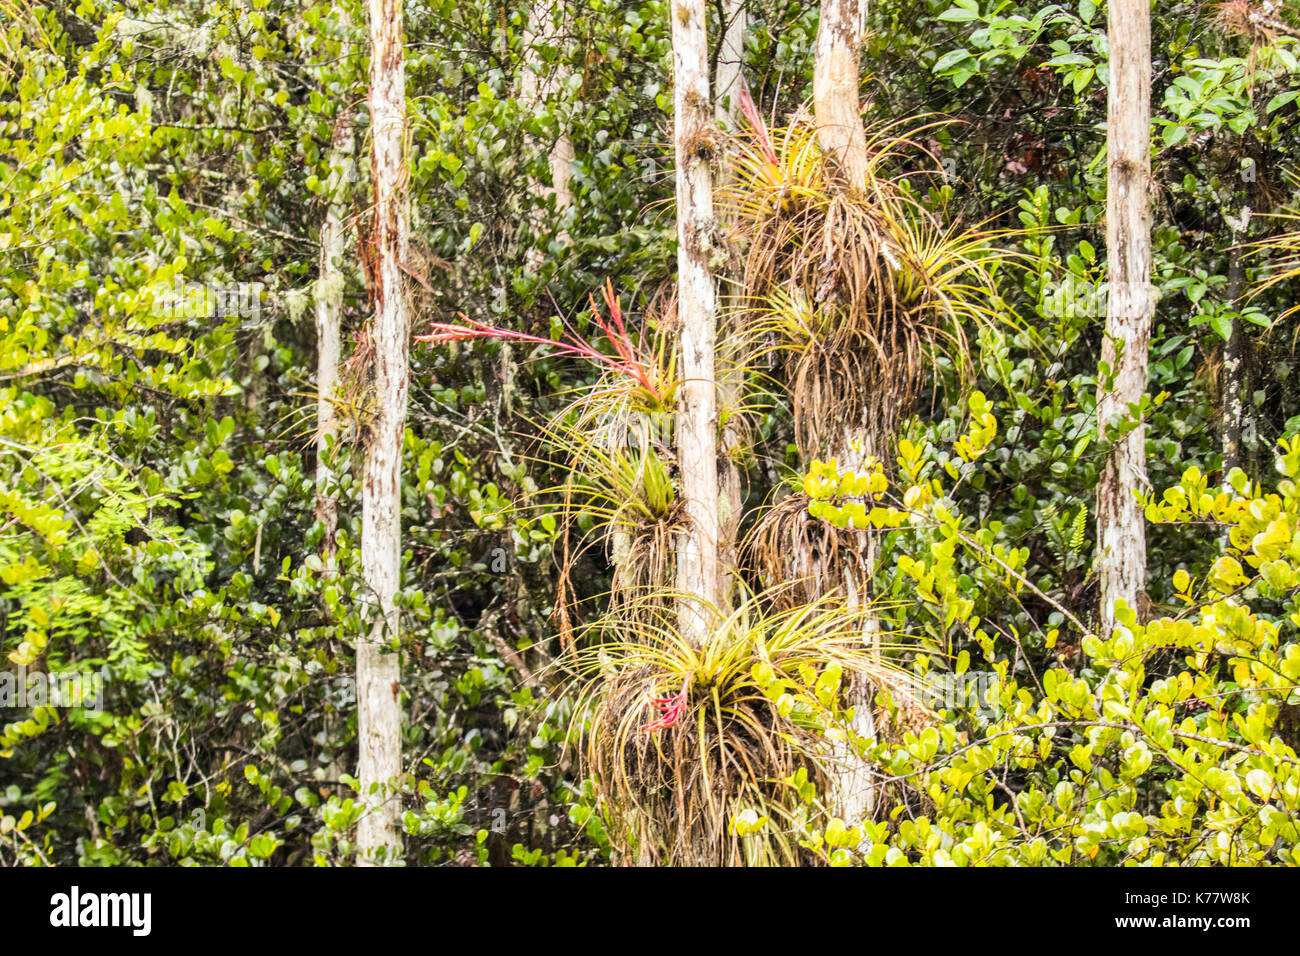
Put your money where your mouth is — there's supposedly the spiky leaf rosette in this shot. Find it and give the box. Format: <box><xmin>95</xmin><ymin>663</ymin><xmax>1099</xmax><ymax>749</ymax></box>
<box><xmin>717</xmin><ymin>110</ymin><xmax>1015</xmax><ymax>458</ymax></box>
<box><xmin>1251</xmin><ymin>213</ymin><xmax>1300</xmax><ymax>327</ymax></box>
<box><xmin>534</xmin><ymin>302</ymin><xmax>684</xmax><ymax>631</ymax></box>
<box><xmin>424</xmin><ymin>283</ymin><xmax>687</xmax><ymax>637</ymax></box>
<box><xmin>746</xmin><ymin>491</ymin><xmax>871</xmax><ymax>610</ymax></box>
<box><xmin>571</xmin><ymin>593</ymin><xmax>921</xmax><ymax>866</ymax></box>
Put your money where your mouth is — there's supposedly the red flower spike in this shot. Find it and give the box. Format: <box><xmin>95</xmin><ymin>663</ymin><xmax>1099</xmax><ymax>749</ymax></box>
<box><xmin>642</xmin><ymin>684</ymin><xmax>689</xmax><ymax>733</ymax></box>
<box><xmin>737</xmin><ymin>77</ymin><xmax>777</xmax><ymax>167</ymax></box>
<box><xmin>416</xmin><ymin>282</ymin><xmax>662</xmax><ymax>402</ymax></box>
<box><xmin>601</xmin><ymin>277</ymin><xmax>629</xmax><ymax>345</ymax></box>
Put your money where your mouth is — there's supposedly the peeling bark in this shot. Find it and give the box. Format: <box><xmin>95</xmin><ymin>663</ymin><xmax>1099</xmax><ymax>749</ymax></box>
<box><xmin>1097</xmin><ymin>0</ymin><xmax>1152</xmax><ymax>639</ymax></box>
<box><xmin>357</xmin><ymin>0</ymin><xmax>408</xmax><ymax>865</ymax></box>
<box><xmin>671</xmin><ymin>0</ymin><xmax>722</xmax><ymax>647</ymax></box>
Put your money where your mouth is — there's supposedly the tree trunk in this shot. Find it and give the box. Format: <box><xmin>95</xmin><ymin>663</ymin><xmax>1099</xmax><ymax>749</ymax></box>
<box><xmin>714</xmin><ymin>1</ymin><xmax>746</xmax><ymax>604</ymax></box>
<box><xmin>315</xmin><ymin>97</ymin><xmax>356</xmax><ymax>562</ymax></box>
<box><xmin>357</xmin><ymin>0</ymin><xmax>408</xmax><ymax>865</ymax></box>
<box><xmin>521</xmin><ymin>6</ymin><xmax>575</xmax><ymax>272</ymax></box>
<box><xmin>830</xmin><ymin>437</ymin><xmax>880</xmax><ymax>826</ymax></box>
<box><xmin>715</xmin><ymin>0</ymin><xmax>746</xmax><ymax>128</ymax></box>
<box><xmin>671</xmin><ymin>0</ymin><xmax>721</xmax><ymax>647</ymax></box>
<box><xmin>1097</xmin><ymin>0</ymin><xmax>1152</xmax><ymax>639</ymax></box>
<box><xmin>811</xmin><ymin>0</ymin><xmax>878</xmax><ymax>826</ymax></box>
<box><xmin>315</xmin><ymin>13</ymin><xmax>358</xmax><ymax>795</ymax></box>
<box><xmin>813</xmin><ymin>0</ymin><xmax>867</xmax><ymax>188</ymax></box>
<box><xmin>1222</xmin><ymin>205</ymin><xmax>1251</xmax><ymax>478</ymax></box>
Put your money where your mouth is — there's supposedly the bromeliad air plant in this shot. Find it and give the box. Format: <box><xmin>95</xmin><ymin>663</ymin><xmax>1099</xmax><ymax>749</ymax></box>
<box><xmin>718</xmin><ymin>88</ymin><xmax>1024</xmax><ymax>460</ymax></box>
<box><xmin>572</xmin><ymin>590</ymin><xmax>924</xmax><ymax>866</ymax></box>
<box><xmin>425</xmin><ymin>282</ymin><xmax>685</xmax><ymax>647</ymax></box>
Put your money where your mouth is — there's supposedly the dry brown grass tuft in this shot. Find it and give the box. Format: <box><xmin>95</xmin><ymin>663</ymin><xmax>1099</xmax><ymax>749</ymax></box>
<box><xmin>743</xmin><ymin>490</ymin><xmax>874</xmax><ymax>609</ymax></box>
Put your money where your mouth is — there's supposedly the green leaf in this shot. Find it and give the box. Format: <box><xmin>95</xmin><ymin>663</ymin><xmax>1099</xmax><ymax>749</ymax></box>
<box><xmin>1210</xmin><ymin>311</ymin><xmax>1232</xmax><ymax>342</ymax></box>
<box><xmin>933</xmin><ymin>49</ymin><xmax>976</xmax><ymax>74</ymax></box>
<box><xmin>1267</xmin><ymin>91</ymin><xmax>1298</xmax><ymax>113</ymax></box>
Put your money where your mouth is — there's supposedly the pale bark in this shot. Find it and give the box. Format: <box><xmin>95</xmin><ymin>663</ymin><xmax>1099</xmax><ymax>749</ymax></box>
<box><xmin>521</xmin><ymin>7</ymin><xmax>574</xmax><ymax>271</ymax></box>
<box><xmin>315</xmin><ymin>95</ymin><xmax>356</xmax><ymax>562</ymax></box>
<box><xmin>1097</xmin><ymin>0</ymin><xmax>1152</xmax><ymax>639</ymax></box>
<box><xmin>357</xmin><ymin>0</ymin><xmax>408</xmax><ymax>865</ymax></box>
<box><xmin>716</xmin><ymin>373</ymin><xmax>743</xmax><ymax>605</ymax></box>
<box><xmin>715</xmin><ymin>0</ymin><xmax>747</xmax><ymax>128</ymax></box>
<box><xmin>315</xmin><ymin>15</ymin><xmax>357</xmax><ymax>795</ymax></box>
<box><xmin>829</xmin><ymin>438</ymin><xmax>879</xmax><ymax>825</ymax></box>
<box><xmin>714</xmin><ymin>2</ymin><xmax>747</xmax><ymax>602</ymax></box>
<box><xmin>813</xmin><ymin>0</ymin><xmax>868</xmax><ymax>189</ymax></box>
<box><xmin>1222</xmin><ymin>205</ymin><xmax>1251</xmax><ymax>477</ymax></box>
<box><xmin>671</xmin><ymin>0</ymin><xmax>721</xmax><ymax>647</ymax></box>
<box><xmin>812</xmin><ymin>0</ymin><xmax>877</xmax><ymax>825</ymax></box>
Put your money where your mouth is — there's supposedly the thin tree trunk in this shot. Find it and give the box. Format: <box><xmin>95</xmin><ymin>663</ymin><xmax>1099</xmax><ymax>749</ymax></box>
<box><xmin>315</xmin><ymin>14</ymin><xmax>358</xmax><ymax>795</ymax></box>
<box><xmin>315</xmin><ymin>102</ymin><xmax>356</xmax><ymax>562</ymax></box>
<box><xmin>521</xmin><ymin>6</ymin><xmax>575</xmax><ymax>272</ymax></box>
<box><xmin>1097</xmin><ymin>0</ymin><xmax>1152</xmax><ymax>638</ymax></box>
<box><xmin>813</xmin><ymin>0</ymin><xmax>867</xmax><ymax>188</ymax></box>
<box><xmin>830</xmin><ymin>437</ymin><xmax>880</xmax><ymax>826</ymax></box>
<box><xmin>1222</xmin><ymin>205</ymin><xmax>1251</xmax><ymax>477</ymax></box>
<box><xmin>716</xmin><ymin>377</ymin><xmax>743</xmax><ymax>606</ymax></box>
<box><xmin>715</xmin><ymin>0</ymin><xmax>746</xmax><ymax>128</ymax></box>
<box><xmin>812</xmin><ymin>0</ymin><xmax>878</xmax><ymax>825</ymax></box>
<box><xmin>714</xmin><ymin>1</ymin><xmax>746</xmax><ymax>604</ymax></box>
<box><xmin>671</xmin><ymin>0</ymin><xmax>721</xmax><ymax>647</ymax></box>
<box><xmin>357</xmin><ymin>0</ymin><xmax>408</xmax><ymax>865</ymax></box>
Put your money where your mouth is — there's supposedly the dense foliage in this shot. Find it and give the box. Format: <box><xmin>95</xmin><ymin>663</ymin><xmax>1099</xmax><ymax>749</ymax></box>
<box><xmin>2</xmin><ymin>0</ymin><xmax>1299</xmax><ymax>865</ymax></box>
